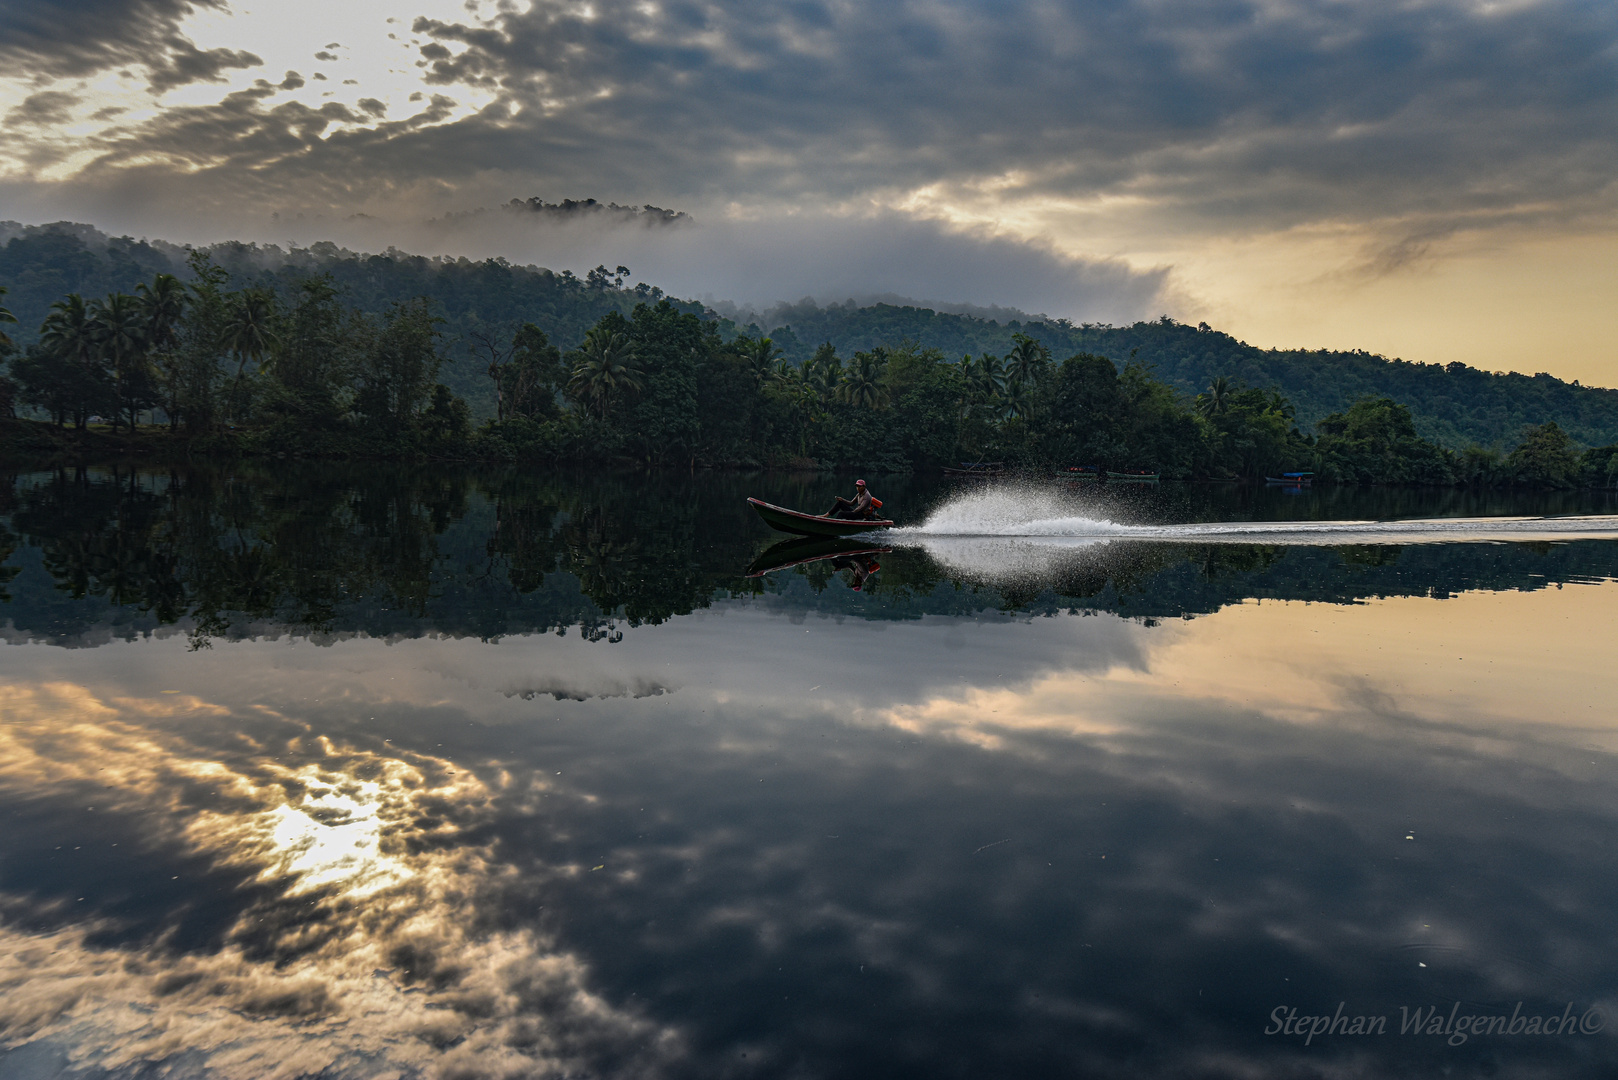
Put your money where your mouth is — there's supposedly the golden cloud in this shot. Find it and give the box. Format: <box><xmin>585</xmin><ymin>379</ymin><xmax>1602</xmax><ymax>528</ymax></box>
<box><xmin>0</xmin><ymin>683</ymin><xmax>682</xmax><ymax>1079</ymax></box>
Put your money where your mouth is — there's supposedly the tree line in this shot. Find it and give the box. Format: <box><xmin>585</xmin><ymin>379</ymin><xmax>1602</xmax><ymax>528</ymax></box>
<box><xmin>748</xmin><ymin>304</ymin><xmax>1618</xmax><ymax>450</ymax></box>
<box><xmin>5</xmin><ymin>221</ymin><xmax>1618</xmax><ymax>452</ymax></box>
<box><xmin>3</xmin><ymin>253</ymin><xmax>1616</xmax><ymax>486</ymax></box>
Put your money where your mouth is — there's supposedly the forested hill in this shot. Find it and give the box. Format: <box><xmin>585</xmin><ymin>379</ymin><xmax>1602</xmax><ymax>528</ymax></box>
<box><xmin>0</xmin><ymin>221</ymin><xmax>700</xmax><ymax>418</ymax></box>
<box><xmin>755</xmin><ymin>303</ymin><xmax>1618</xmax><ymax>449</ymax></box>
<box><xmin>5</xmin><ymin>220</ymin><xmax>1616</xmax><ymax>448</ymax></box>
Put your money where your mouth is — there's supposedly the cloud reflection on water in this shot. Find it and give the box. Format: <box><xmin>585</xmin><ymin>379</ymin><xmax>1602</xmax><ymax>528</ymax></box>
<box><xmin>0</xmin><ymin>584</ymin><xmax>1616</xmax><ymax>1076</ymax></box>
<box><xmin>0</xmin><ymin>683</ymin><xmax>677</xmax><ymax>1080</ymax></box>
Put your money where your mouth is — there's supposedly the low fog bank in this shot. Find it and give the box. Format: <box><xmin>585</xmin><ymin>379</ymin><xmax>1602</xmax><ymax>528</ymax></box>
<box><xmin>708</xmin><ymin>295</ymin><xmax>1057</xmax><ymax>330</ymax></box>
<box><xmin>2</xmin><ymin>197</ymin><xmax>1170</xmax><ymax>328</ymax></box>
<box><xmin>386</xmin><ymin>207</ymin><xmax>1172</xmax><ymax>327</ymax></box>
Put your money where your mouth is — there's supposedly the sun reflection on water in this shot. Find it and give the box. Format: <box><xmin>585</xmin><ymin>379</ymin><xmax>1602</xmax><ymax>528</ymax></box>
<box><xmin>0</xmin><ymin>683</ymin><xmax>679</xmax><ymax>1079</ymax></box>
<box><xmin>263</xmin><ymin>773</ymin><xmax>408</xmax><ymax>897</ymax></box>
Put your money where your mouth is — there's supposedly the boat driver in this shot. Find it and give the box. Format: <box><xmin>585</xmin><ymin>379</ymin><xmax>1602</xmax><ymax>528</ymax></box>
<box><xmin>826</xmin><ymin>479</ymin><xmax>877</xmax><ymax>520</ymax></box>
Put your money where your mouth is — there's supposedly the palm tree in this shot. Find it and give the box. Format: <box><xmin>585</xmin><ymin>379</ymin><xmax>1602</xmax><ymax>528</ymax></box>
<box><xmin>1005</xmin><ymin>332</ymin><xmax>1049</xmax><ymax>387</ymax></box>
<box><xmin>837</xmin><ymin>350</ymin><xmax>890</xmax><ymax>409</ymax></box>
<box><xmin>1001</xmin><ymin>377</ymin><xmax>1034</xmax><ymax>420</ymax></box>
<box><xmin>805</xmin><ymin>353</ymin><xmax>842</xmax><ymax>405</ymax></box>
<box><xmin>88</xmin><ymin>293</ymin><xmax>149</xmax><ymax>431</ymax></box>
<box><xmin>566</xmin><ymin>329</ymin><xmax>642</xmax><ymax>419</ymax></box>
<box><xmin>219</xmin><ymin>288</ymin><xmax>279</xmax><ymax>420</ymax></box>
<box><xmin>40</xmin><ymin>294</ymin><xmax>93</xmax><ymax>362</ymax></box>
<box><xmin>137</xmin><ymin>275</ymin><xmax>187</xmax><ymax>351</ymax></box>
<box><xmin>138</xmin><ymin>275</ymin><xmax>187</xmax><ymax>429</ymax></box>
<box><xmin>738</xmin><ymin>336</ymin><xmax>782</xmax><ymax>389</ymax></box>
<box><xmin>1196</xmin><ymin>375</ymin><xmax>1233</xmax><ymax>418</ymax></box>
<box><xmin>769</xmin><ymin>357</ymin><xmax>807</xmax><ymax>394</ymax></box>
<box><xmin>40</xmin><ymin>294</ymin><xmax>101</xmax><ymax>430</ymax></box>
<box><xmin>0</xmin><ymin>285</ymin><xmax>16</xmax><ymax>351</ymax></box>
<box><xmin>1264</xmin><ymin>389</ymin><xmax>1295</xmax><ymax>421</ymax></box>
<box><xmin>965</xmin><ymin>352</ymin><xmax>1007</xmax><ymax>409</ymax></box>
<box><xmin>768</xmin><ymin>360</ymin><xmax>818</xmax><ymax>452</ymax></box>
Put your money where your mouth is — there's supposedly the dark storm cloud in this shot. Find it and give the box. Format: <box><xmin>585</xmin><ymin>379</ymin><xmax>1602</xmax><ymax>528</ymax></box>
<box><xmin>392</xmin><ymin>0</ymin><xmax>1618</xmax><ymax>231</ymax></box>
<box><xmin>23</xmin><ymin>0</ymin><xmax>1612</xmax><ymax>246</ymax></box>
<box><xmin>0</xmin><ymin>0</ymin><xmax>261</xmax><ymax>93</ymax></box>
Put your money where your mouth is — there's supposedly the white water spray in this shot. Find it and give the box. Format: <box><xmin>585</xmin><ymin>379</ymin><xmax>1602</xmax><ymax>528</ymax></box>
<box><xmin>891</xmin><ymin>487</ymin><xmax>1618</xmax><ymax>581</ymax></box>
<box><xmin>895</xmin><ymin>488</ymin><xmax>1618</xmax><ymax>545</ymax></box>
<box><xmin>894</xmin><ymin>488</ymin><xmax>1132</xmax><ymax>540</ymax></box>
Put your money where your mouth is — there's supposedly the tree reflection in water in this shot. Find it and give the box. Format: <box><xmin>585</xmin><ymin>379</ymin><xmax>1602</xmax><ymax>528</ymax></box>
<box><xmin>2</xmin><ymin>462</ymin><xmax>1617</xmax><ymax>647</ymax></box>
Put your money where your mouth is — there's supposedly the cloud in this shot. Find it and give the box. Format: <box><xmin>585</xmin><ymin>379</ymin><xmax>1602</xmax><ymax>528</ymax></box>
<box><xmin>391</xmin><ymin>0</ymin><xmax>1618</xmax><ymax>237</ymax></box>
<box><xmin>0</xmin><ymin>682</ymin><xmax>682</xmax><ymax>1080</ymax></box>
<box><xmin>5</xmin><ymin>0</ymin><xmax>1616</xmax><ymax>238</ymax></box>
<box><xmin>0</xmin><ymin>0</ymin><xmax>261</xmax><ymax>93</ymax></box>
<box><xmin>3</xmin><ymin>0</ymin><xmax>1617</xmax><ymax>343</ymax></box>
<box><xmin>145</xmin><ymin>39</ymin><xmax>263</xmax><ymax>95</ymax></box>
<box><xmin>5</xmin><ymin>90</ymin><xmax>79</xmax><ymax>127</ymax></box>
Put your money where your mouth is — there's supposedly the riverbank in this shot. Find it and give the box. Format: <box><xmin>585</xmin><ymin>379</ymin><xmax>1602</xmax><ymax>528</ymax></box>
<box><xmin>7</xmin><ymin>417</ymin><xmax>1618</xmax><ymax>493</ymax></box>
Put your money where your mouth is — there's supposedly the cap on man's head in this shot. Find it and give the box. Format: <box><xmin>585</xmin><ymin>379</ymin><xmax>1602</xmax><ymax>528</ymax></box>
<box><xmin>855</xmin><ymin>479</ymin><xmax>866</xmax><ymax>486</ymax></box>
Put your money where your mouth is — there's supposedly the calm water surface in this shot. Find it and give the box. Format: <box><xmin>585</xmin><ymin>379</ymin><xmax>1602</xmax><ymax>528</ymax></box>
<box><xmin>1</xmin><ymin>464</ymin><xmax>1617</xmax><ymax>1079</ymax></box>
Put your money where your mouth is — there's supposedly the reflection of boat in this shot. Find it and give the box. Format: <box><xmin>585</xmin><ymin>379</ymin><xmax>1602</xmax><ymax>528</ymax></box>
<box><xmin>942</xmin><ymin>461</ymin><xmax>1005</xmax><ymax>476</ymax></box>
<box><xmin>1265</xmin><ymin>471</ymin><xmax>1314</xmax><ymax>485</ymax></box>
<box><xmin>746</xmin><ymin>536</ymin><xmax>893</xmax><ymax>578</ymax></box>
<box><xmin>1107</xmin><ymin>470</ymin><xmax>1160</xmax><ymax>482</ymax></box>
<box><xmin>747</xmin><ymin>497</ymin><xmax>895</xmax><ymax>537</ymax></box>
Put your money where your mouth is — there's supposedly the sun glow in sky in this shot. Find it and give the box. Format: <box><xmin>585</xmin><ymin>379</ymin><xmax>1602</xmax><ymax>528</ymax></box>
<box><xmin>178</xmin><ymin>0</ymin><xmax>500</xmax><ymax>120</ymax></box>
<box><xmin>0</xmin><ymin>0</ymin><xmax>494</xmax><ymax>182</ymax></box>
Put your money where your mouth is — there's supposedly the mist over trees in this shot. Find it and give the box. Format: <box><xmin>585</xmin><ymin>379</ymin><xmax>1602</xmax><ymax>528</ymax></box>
<box><xmin>2</xmin><ymin>220</ymin><xmax>1616</xmax><ymax>488</ymax></box>
<box><xmin>437</xmin><ymin>198</ymin><xmax>693</xmax><ymax>228</ymax></box>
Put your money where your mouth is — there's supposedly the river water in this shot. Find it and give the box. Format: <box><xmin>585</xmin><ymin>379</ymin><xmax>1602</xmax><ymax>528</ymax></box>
<box><xmin>1</xmin><ymin>464</ymin><xmax>1616</xmax><ymax>1079</ymax></box>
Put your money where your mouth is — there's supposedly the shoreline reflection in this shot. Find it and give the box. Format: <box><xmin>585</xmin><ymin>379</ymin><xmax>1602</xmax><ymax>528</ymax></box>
<box><xmin>3</xmin><ymin>465</ymin><xmax>1618</xmax><ymax>1077</ymax></box>
<box><xmin>3</xmin><ymin>463</ymin><xmax>1617</xmax><ymax>647</ymax></box>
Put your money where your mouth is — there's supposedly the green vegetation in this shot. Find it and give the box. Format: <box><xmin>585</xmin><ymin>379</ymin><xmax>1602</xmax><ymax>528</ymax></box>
<box><xmin>3</xmin><ymin>220</ymin><xmax>1616</xmax><ymax>487</ymax></box>
<box><xmin>750</xmin><ymin>304</ymin><xmax>1618</xmax><ymax>450</ymax></box>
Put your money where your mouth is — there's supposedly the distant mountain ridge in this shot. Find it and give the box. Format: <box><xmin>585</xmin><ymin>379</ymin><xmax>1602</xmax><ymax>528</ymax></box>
<box><xmin>3</xmin><ymin>219</ymin><xmax>1615</xmax><ymax>448</ymax></box>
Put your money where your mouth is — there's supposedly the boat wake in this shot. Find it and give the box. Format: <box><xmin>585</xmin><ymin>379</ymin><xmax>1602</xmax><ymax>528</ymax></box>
<box><xmin>887</xmin><ymin>489</ymin><xmax>1618</xmax><ymax>583</ymax></box>
<box><xmin>892</xmin><ymin>490</ymin><xmax>1618</xmax><ymax>548</ymax></box>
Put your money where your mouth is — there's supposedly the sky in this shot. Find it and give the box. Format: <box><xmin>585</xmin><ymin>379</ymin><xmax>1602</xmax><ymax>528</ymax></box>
<box><xmin>1</xmin><ymin>0</ymin><xmax>1616</xmax><ymax>381</ymax></box>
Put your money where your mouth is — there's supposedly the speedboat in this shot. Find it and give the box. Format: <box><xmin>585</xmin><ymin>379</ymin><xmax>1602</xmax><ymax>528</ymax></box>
<box><xmin>747</xmin><ymin>497</ymin><xmax>895</xmax><ymax>537</ymax></box>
